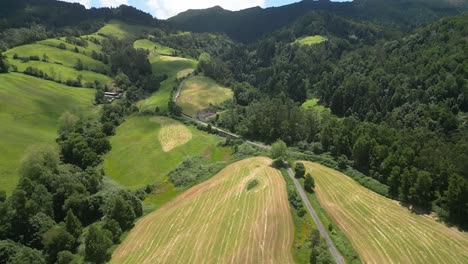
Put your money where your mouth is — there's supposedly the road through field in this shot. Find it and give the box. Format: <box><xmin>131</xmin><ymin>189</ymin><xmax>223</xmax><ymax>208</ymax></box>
<box><xmin>285</xmin><ymin>162</ymin><xmax>345</xmax><ymax>264</ymax></box>
<box><xmin>112</xmin><ymin>157</ymin><xmax>294</xmax><ymax>264</ymax></box>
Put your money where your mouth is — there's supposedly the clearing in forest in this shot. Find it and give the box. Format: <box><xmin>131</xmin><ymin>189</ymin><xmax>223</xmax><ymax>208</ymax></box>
<box><xmin>293</xmin><ymin>35</ymin><xmax>327</xmax><ymax>46</ymax></box>
<box><xmin>112</xmin><ymin>157</ymin><xmax>294</xmax><ymax>264</ymax></box>
<box><xmin>303</xmin><ymin>161</ymin><xmax>468</xmax><ymax>264</ymax></box>
<box><xmin>150</xmin><ymin>116</ymin><xmax>192</xmax><ymax>152</ymax></box>
<box><xmin>178</xmin><ymin>76</ymin><xmax>233</xmax><ymax>117</ymax></box>
<box><xmin>0</xmin><ymin>73</ymin><xmax>96</xmax><ymax>193</ymax></box>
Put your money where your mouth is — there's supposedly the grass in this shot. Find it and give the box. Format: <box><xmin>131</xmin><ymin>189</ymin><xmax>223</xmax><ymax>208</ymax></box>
<box><xmin>8</xmin><ymin>60</ymin><xmax>111</xmax><ymax>85</ymax></box>
<box><xmin>302</xmin><ymin>161</ymin><xmax>468</xmax><ymax>264</ymax></box>
<box><xmin>137</xmin><ymin>55</ymin><xmax>197</xmax><ymax>112</ymax></box>
<box><xmin>293</xmin><ymin>35</ymin><xmax>328</xmax><ymax>46</ymax></box>
<box><xmin>133</xmin><ymin>39</ymin><xmax>177</xmax><ymax>56</ymax></box>
<box><xmin>112</xmin><ymin>157</ymin><xmax>294</xmax><ymax>264</ymax></box>
<box><xmin>4</xmin><ymin>44</ymin><xmax>107</xmax><ymax>72</ymax></box>
<box><xmin>0</xmin><ymin>73</ymin><xmax>96</xmax><ymax>193</ymax></box>
<box><xmin>178</xmin><ymin>76</ymin><xmax>233</xmax><ymax>117</ymax></box>
<box><xmin>103</xmin><ymin>115</ymin><xmax>231</xmax><ymax>190</ymax></box>
<box><xmin>301</xmin><ymin>98</ymin><xmax>329</xmax><ymax>113</ymax></box>
<box><xmin>150</xmin><ymin>116</ymin><xmax>192</xmax><ymax>152</ymax></box>
<box><xmin>97</xmin><ymin>20</ymin><xmax>153</xmax><ymax>39</ymax></box>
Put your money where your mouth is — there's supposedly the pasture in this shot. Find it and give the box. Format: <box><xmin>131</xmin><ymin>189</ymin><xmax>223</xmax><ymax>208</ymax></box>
<box><xmin>5</xmin><ymin>44</ymin><xmax>107</xmax><ymax>72</ymax></box>
<box><xmin>97</xmin><ymin>19</ymin><xmax>152</xmax><ymax>39</ymax></box>
<box><xmin>0</xmin><ymin>73</ymin><xmax>96</xmax><ymax>193</ymax></box>
<box><xmin>133</xmin><ymin>39</ymin><xmax>177</xmax><ymax>56</ymax></box>
<box><xmin>303</xmin><ymin>161</ymin><xmax>468</xmax><ymax>264</ymax></box>
<box><xmin>112</xmin><ymin>157</ymin><xmax>294</xmax><ymax>264</ymax></box>
<box><xmin>178</xmin><ymin>76</ymin><xmax>233</xmax><ymax>117</ymax></box>
<box><xmin>293</xmin><ymin>35</ymin><xmax>328</xmax><ymax>46</ymax></box>
<box><xmin>103</xmin><ymin>116</ymin><xmax>231</xmax><ymax>190</ymax></box>
<box><xmin>137</xmin><ymin>55</ymin><xmax>197</xmax><ymax>112</ymax></box>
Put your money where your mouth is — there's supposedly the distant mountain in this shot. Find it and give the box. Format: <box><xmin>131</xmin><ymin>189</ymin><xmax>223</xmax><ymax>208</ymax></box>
<box><xmin>0</xmin><ymin>0</ymin><xmax>158</xmax><ymax>30</ymax></box>
<box><xmin>167</xmin><ymin>0</ymin><xmax>468</xmax><ymax>42</ymax></box>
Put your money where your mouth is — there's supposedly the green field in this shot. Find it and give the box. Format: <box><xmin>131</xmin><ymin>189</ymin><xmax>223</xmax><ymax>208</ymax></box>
<box><xmin>112</xmin><ymin>157</ymin><xmax>294</xmax><ymax>264</ymax></box>
<box><xmin>133</xmin><ymin>39</ymin><xmax>177</xmax><ymax>56</ymax></box>
<box><xmin>303</xmin><ymin>161</ymin><xmax>468</xmax><ymax>264</ymax></box>
<box><xmin>178</xmin><ymin>76</ymin><xmax>233</xmax><ymax>117</ymax></box>
<box><xmin>293</xmin><ymin>35</ymin><xmax>328</xmax><ymax>46</ymax></box>
<box><xmin>0</xmin><ymin>73</ymin><xmax>96</xmax><ymax>193</ymax></box>
<box><xmin>103</xmin><ymin>115</ymin><xmax>231</xmax><ymax>190</ymax></box>
<box><xmin>137</xmin><ymin>55</ymin><xmax>197</xmax><ymax>112</ymax></box>
<box><xmin>97</xmin><ymin>19</ymin><xmax>153</xmax><ymax>39</ymax></box>
<box><xmin>5</xmin><ymin>44</ymin><xmax>107</xmax><ymax>72</ymax></box>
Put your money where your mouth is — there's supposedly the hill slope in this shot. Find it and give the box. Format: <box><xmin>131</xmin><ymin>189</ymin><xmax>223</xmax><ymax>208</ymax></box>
<box><xmin>112</xmin><ymin>157</ymin><xmax>294</xmax><ymax>264</ymax></box>
<box><xmin>303</xmin><ymin>161</ymin><xmax>468</xmax><ymax>263</ymax></box>
<box><xmin>168</xmin><ymin>0</ymin><xmax>467</xmax><ymax>42</ymax></box>
<box><xmin>0</xmin><ymin>73</ymin><xmax>96</xmax><ymax>193</ymax></box>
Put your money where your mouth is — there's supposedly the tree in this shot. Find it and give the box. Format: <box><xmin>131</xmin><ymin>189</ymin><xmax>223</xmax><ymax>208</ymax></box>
<box><xmin>85</xmin><ymin>225</ymin><xmax>113</xmax><ymax>264</ymax></box>
<box><xmin>74</xmin><ymin>59</ymin><xmax>83</xmax><ymax>71</ymax></box>
<box><xmin>65</xmin><ymin>210</ymin><xmax>82</xmax><ymax>239</ymax></box>
<box><xmin>0</xmin><ymin>53</ymin><xmax>9</xmax><ymax>73</ymax></box>
<box><xmin>42</xmin><ymin>227</ymin><xmax>74</xmax><ymax>263</ymax></box>
<box><xmin>95</xmin><ymin>88</ymin><xmax>105</xmax><ymax>104</ymax></box>
<box><xmin>103</xmin><ymin>218</ymin><xmax>122</xmax><ymax>243</ymax></box>
<box><xmin>58</xmin><ymin>111</ymin><xmax>79</xmax><ymax>135</ymax></box>
<box><xmin>168</xmin><ymin>101</ymin><xmax>182</xmax><ymax>116</ymax></box>
<box><xmin>106</xmin><ymin>196</ymin><xmax>136</xmax><ymax>231</ymax></box>
<box><xmin>295</xmin><ymin>162</ymin><xmax>306</xmax><ymax>178</ymax></box>
<box><xmin>270</xmin><ymin>140</ymin><xmax>288</xmax><ymax>160</ymax></box>
<box><xmin>352</xmin><ymin>135</ymin><xmax>374</xmax><ymax>172</ymax></box>
<box><xmin>304</xmin><ymin>173</ymin><xmax>315</xmax><ymax>193</ymax></box>
<box><xmin>56</xmin><ymin>251</ymin><xmax>78</xmax><ymax>264</ymax></box>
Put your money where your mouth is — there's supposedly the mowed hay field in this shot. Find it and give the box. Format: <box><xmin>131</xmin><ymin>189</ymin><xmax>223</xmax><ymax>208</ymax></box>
<box><xmin>112</xmin><ymin>157</ymin><xmax>294</xmax><ymax>264</ymax></box>
<box><xmin>0</xmin><ymin>73</ymin><xmax>96</xmax><ymax>193</ymax></box>
<box><xmin>293</xmin><ymin>35</ymin><xmax>327</xmax><ymax>46</ymax></box>
<box><xmin>103</xmin><ymin>116</ymin><xmax>230</xmax><ymax>189</ymax></box>
<box><xmin>303</xmin><ymin>161</ymin><xmax>468</xmax><ymax>264</ymax></box>
<box><xmin>178</xmin><ymin>76</ymin><xmax>233</xmax><ymax>117</ymax></box>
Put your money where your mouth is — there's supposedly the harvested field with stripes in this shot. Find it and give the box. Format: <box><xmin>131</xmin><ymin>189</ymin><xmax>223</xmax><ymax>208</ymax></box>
<box><xmin>112</xmin><ymin>157</ymin><xmax>294</xmax><ymax>264</ymax></box>
<box><xmin>303</xmin><ymin>161</ymin><xmax>468</xmax><ymax>264</ymax></box>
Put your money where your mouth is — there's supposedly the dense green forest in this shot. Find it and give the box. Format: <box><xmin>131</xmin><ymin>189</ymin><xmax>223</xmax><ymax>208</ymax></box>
<box><xmin>168</xmin><ymin>0</ymin><xmax>467</xmax><ymax>42</ymax></box>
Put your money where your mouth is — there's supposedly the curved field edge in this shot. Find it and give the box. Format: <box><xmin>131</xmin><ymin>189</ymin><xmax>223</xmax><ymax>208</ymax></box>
<box><xmin>111</xmin><ymin>157</ymin><xmax>294</xmax><ymax>264</ymax></box>
<box><xmin>303</xmin><ymin>161</ymin><xmax>468</xmax><ymax>264</ymax></box>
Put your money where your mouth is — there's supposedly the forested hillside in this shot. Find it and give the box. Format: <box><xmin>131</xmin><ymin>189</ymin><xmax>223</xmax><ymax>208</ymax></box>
<box><xmin>168</xmin><ymin>0</ymin><xmax>467</xmax><ymax>42</ymax></box>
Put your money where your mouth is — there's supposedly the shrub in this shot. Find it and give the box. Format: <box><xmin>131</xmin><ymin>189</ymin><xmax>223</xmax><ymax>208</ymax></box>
<box><xmin>246</xmin><ymin>179</ymin><xmax>259</xmax><ymax>190</ymax></box>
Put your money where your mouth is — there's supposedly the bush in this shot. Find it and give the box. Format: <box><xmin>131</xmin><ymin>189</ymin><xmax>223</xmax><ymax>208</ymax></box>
<box><xmin>295</xmin><ymin>162</ymin><xmax>306</xmax><ymax>178</ymax></box>
<box><xmin>246</xmin><ymin>179</ymin><xmax>259</xmax><ymax>190</ymax></box>
<box><xmin>169</xmin><ymin>157</ymin><xmax>225</xmax><ymax>188</ymax></box>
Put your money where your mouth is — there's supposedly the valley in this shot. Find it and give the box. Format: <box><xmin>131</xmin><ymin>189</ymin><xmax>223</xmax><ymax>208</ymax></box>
<box><xmin>0</xmin><ymin>1</ymin><xmax>467</xmax><ymax>263</ymax></box>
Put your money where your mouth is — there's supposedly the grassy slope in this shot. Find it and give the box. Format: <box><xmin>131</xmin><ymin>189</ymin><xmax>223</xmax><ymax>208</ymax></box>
<box><xmin>137</xmin><ymin>55</ymin><xmax>197</xmax><ymax>112</ymax></box>
<box><xmin>178</xmin><ymin>76</ymin><xmax>233</xmax><ymax>117</ymax></box>
<box><xmin>134</xmin><ymin>39</ymin><xmax>176</xmax><ymax>56</ymax></box>
<box><xmin>0</xmin><ymin>73</ymin><xmax>96</xmax><ymax>193</ymax></box>
<box><xmin>112</xmin><ymin>157</ymin><xmax>294</xmax><ymax>264</ymax></box>
<box><xmin>293</xmin><ymin>35</ymin><xmax>328</xmax><ymax>46</ymax></box>
<box><xmin>97</xmin><ymin>19</ymin><xmax>152</xmax><ymax>39</ymax></box>
<box><xmin>103</xmin><ymin>115</ymin><xmax>231</xmax><ymax>190</ymax></box>
<box><xmin>5</xmin><ymin>44</ymin><xmax>107</xmax><ymax>72</ymax></box>
<box><xmin>303</xmin><ymin>161</ymin><xmax>468</xmax><ymax>264</ymax></box>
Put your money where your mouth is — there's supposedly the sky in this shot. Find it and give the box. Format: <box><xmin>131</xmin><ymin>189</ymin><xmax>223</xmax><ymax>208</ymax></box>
<box><xmin>60</xmin><ymin>0</ymin><xmax>350</xmax><ymax>19</ymax></box>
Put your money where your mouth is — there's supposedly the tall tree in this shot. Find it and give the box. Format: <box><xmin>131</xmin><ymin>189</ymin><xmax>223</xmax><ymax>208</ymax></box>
<box><xmin>85</xmin><ymin>225</ymin><xmax>112</xmax><ymax>264</ymax></box>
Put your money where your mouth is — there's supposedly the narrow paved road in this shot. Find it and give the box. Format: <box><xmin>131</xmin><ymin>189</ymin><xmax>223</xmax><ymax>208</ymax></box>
<box><xmin>285</xmin><ymin>162</ymin><xmax>345</xmax><ymax>264</ymax></box>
